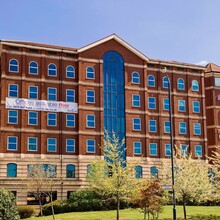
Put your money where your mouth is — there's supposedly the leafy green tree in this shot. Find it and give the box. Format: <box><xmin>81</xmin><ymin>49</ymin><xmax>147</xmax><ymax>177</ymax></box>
<box><xmin>0</xmin><ymin>188</ymin><xmax>20</xmax><ymax>220</ymax></box>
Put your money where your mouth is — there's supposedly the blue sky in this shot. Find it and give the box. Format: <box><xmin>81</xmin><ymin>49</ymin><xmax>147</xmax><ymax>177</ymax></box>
<box><xmin>1</xmin><ymin>0</ymin><xmax>220</xmax><ymax>65</ymax></box>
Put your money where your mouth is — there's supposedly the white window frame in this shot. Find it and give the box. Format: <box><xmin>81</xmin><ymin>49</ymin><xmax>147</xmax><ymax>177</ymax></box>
<box><xmin>28</xmin><ymin>86</ymin><xmax>38</xmax><ymax>99</ymax></box>
<box><xmin>28</xmin><ymin>137</ymin><xmax>38</xmax><ymax>151</ymax></box>
<box><xmin>86</xmin><ymin>114</ymin><xmax>95</xmax><ymax>128</ymax></box>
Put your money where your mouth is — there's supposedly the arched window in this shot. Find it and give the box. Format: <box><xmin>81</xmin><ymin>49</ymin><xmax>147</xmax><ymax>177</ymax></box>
<box><xmin>177</xmin><ymin>78</ymin><xmax>184</xmax><ymax>90</ymax></box>
<box><xmin>66</xmin><ymin>164</ymin><xmax>75</xmax><ymax>178</ymax></box>
<box><xmin>132</xmin><ymin>72</ymin><xmax>140</xmax><ymax>84</ymax></box>
<box><xmin>135</xmin><ymin>165</ymin><xmax>142</xmax><ymax>178</ymax></box>
<box><xmin>148</xmin><ymin>75</ymin><xmax>155</xmax><ymax>87</ymax></box>
<box><xmin>163</xmin><ymin>77</ymin><xmax>169</xmax><ymax>88</ymax></box>
<box><xmin>29</xmin><ymin>61</ymin><xmax>38</xmax><ymax>74</ymax></box>
<box><xmin>48</xmin><ymin>63</ymin><xmax>57</xmax><ymax>76</ymax></box>
<box><xmin>7</xmin><ymin>163</ymin><xmax>17</xmax><ymax>177</ymax></box>
<box><xmin>66</xmin><ymin>65</ymin><xmax>75</xmax><ymax>78</ymax></box>
<box><xmin>150</xmin><ymin>166</ymin><xmax>158</xmax><ymax>178</ymax></box>
<box><xmin>9</xmin><ymin>59</ymin><xmax>19</xmax><ymax>72</ymax></box>
<box><xmin>192</xmin><ymin>80</ymin><xmax>199</xmax><ymax>91</ymax></box>
<box><xmin>86</xmin><ymin>67</ymin><xmax>95</xmax><ymax>79</ymax></box>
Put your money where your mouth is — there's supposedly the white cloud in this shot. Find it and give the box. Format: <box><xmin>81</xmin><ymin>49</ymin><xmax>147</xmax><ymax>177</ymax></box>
<box><xmin>195</xmin><ymin>60</ymin><xmax>209</xmax><ymax>66</ymax></box>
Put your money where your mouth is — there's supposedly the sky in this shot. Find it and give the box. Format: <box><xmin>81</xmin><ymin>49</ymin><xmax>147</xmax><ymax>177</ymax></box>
<box><xmin>0</xmin><ymin>0</ymin><xmax>220</xmax><ymax>66</ymax></box>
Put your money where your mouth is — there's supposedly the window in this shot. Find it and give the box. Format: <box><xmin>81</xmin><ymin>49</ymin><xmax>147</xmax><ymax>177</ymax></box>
<box><xmin>8</xmin><ymin>84</ymin><xmax>18</xmax><ymax>97</ymax></box>
<box><xmin>86</xmin><ymin>115</ymin><xmax>95</xmax><ymax>128</ymax></box>
<box><xmin>194</xmin><ymin>123</ymin><xmax>201</xmax><ymax>135</ymax></box>
<box><xmin>149</xmin><ymin>143</ymin><xmax>157</xmax><ymax>156</ymax></box>
<box><xmin>66</xmin><ymin>139</ymin><xmax>75</xmax><ymax>152</ymax></box>
<box><xmin>8</xmin><ymin>110</ymin><xmax>18</xmax><ymax>124</ymax></box>
<box><xmin>177</xmin><ymin>78</ymin><xmax>185</xmax><ymax>90</ymax></box>
<box><xmin>150</xmin><ymin>166</ymin><xmax>158</xmax><ymax>178</ymax></box>
<box><xmin>7</xmin><ymin>136</ymin><xmax>18</xmax><ymax>150</ymax></box>
<box><xmin>86</xmin><ymin>67</ymin><xmax>95</xmax><ymax>79</ymax></box>
<box><xmin>66</xmin><ymin>65</ymin><xmax>75</xmax><ymax>78</ymax></box>
<box><xmin>132</xmin><ymin>94</ymin><xmax>140</xmax><ymax>107</ymax></box>
<box><xmin>181</xmin><ymin>144</ymin><xmax>188</xmax><ymax>156</ymax></box>
<box><xmin>132</xmin><ymin>72</ymin><xmax>140</xmax><ymax>84</ymax></box>
<box><xmin>44</xmin><ymin>164</ymin><xmax>57</xmax><ymax>177</ymax></box>
<box><xmin>133</xmin><ymin>142</ymin><xmax>142</xmax><ymax>155</ymax></box>
<box><xmin>195</xmin><ymin>145</ymin><xmax>202</xmax><ymax>157</ymax></box>
<box><xmin>163</xmin><ymin>77</ymin><xmax>169</xmax><ymax>88</ymax></box>
<box><xmin>149</xmin><ymin>120</ymin><xmax>157</xmax><ymax>132</ymax></box>
<box><xmin>47</xmin><ymin>138</ymin><xmax>57</xmax><ymax>152</ymax></box>
<box><xmin>28</xmin><ymin>111</ymin><xmax>38</xmax><ymax>125</ymax></box>
<box><xmin>148</xmin><ymin>97</ymin><xmax>156</xmax><ymax>109</ymax></box>
<box><xmin>66</xmin><ymin>89</ymin><xmax>75</xmax><ymax>102</ymax></box>
<box><xmin>87</xmin><ymin>139</ymin><xmax>95</xmax><ymax>153</ymax></box>
<box><xmin>192</xmin><ymin>80</ymin><xmax>199</xmax><ymax>91</ymax></box>
<box><xmin>86</xmin><ymin>90</ymin><xmax>95</xmax><ymax>103</ymax></box>
<box><xmin>179</xmin><ymin>122</ymin><xmax>187</xmax><ymax>134</ymax></box>
<box><xmin>165</xmin><ymin>144</ymin><xmax>171</xmax><ymax>156</ymax></box>
<box><xmin>28</xmin><ymin>86</ymin><xmax>38</xmax><ymax>99</ymax></box>
<box><xmin>178</xmin><ymin>100</ymin><xmax>186</xmax><ymax>112</ymax></box>
<box><xmin>135</xmin><ymin>166</ymin><xmax>142</xmax><ymax>178</ymax></box>
<box><xmin>164</xmin><ymin>121</ymin><xmax>170</xmax><ymax>133</ymax></box>
<box><xmin>87</xmin><ymin>164</ymin><xmax>93</xmax><ymax>177</ymax></box>
<box><xmin>66</xmin><ymin>164</ymin><xmax>75</xmax><ymax>178</ymax></box>
<box><xmin>28</xmin><ymin>137</ymin><xmax>38</xmax><ymax>151</ymax></box>
<box><xmin>66</xmin><ymin>114</ymin><xmax>75</xmax><ymax>127</ymax></box>
<box><xmin>7</xmin><ymin>163</ymin><xmax>17</xmax><ymax>177</ymax></box>
<box><xmin>148</xmin><ymin>75</ymin><xmax>155</xmax><ymax>87</ymax></box>
<box><xmin>193</xmin><ymin>101</ymin><xmax>200</xmax><ymax>113</ymax></box>
<box><xmin>29</xmin><ymin>61</ymin><xmax>38</xmax><ymax>74</ymax></box>
<box><xmin>163</xmin><ymin>98</ymin><xmax>169</xmax><ymax>111</ymax></box>
<box><xmin>48</xmin><ymin>87</ymin><xmax>57</xmax><ymax>101</ymax></box>
<box><xmin>47</xmin><ymin>113</ymin><xmax>57</xmax><ymax>126</ymax></box>
<box><xmin>215</xmin><ymin>77</ymin><xmax>220</xmax><ymax>86</ymax></box>
<box><xmin>133</xmin><ymin>118</ymin><xmax>141</xmax><ymax>131</ymax></box>
<box><xmin>48</xmin><ymin>63</ymin><xmax>57</xmax><ymax>76</ymax></box>
<box><xmin>9</xmin><ymin>59</ymin><xmax>19</xmax><ymax>72</ymax></box>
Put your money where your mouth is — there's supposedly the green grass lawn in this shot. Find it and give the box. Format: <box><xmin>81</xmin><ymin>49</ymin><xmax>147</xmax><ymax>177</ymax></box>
<box><xmin>26</xmin><ymin>206</ymin><xmax>220</xmax><ymax>220</ymax></box>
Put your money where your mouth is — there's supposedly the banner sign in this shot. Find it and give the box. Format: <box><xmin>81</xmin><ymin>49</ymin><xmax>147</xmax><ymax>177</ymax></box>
<box><xmin>6</xmin><ymin>97</ymin><xmax>78</xmax><ymax>113</ymax></box>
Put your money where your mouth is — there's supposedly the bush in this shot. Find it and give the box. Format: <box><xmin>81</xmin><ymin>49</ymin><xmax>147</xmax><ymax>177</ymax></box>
<box><xmin>17</xmin><ymin>206</ymin><xmax>34</xmax><ymax>219</ymax></box>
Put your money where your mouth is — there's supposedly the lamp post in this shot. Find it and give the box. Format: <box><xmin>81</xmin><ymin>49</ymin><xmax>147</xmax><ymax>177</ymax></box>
<box><xmin>161</xmin><ymin>66</ymin><xmax>177</xmax><ymax>220</ymax></box>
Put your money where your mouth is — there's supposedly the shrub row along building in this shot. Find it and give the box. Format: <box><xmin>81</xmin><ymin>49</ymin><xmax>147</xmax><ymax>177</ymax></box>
<box><xmin>0</xmin><ymin>34</ymin><xmax>219</xmax><ymax>205</ymax></box>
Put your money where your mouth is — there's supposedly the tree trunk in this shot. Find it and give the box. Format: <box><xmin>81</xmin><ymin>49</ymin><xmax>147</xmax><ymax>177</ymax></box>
<box><xmin>116</xmin><ymin>192</ymin><xmax>120</xmax><ymax>220</ymax></box>
<box><xmin>183</xmin><ymin>197</ymin><xmax>187</xmax><ymax>220</ymax></box>
<box><xmin>39</xmin><ymin>197</ymin><xmax>43</xmax><ymax>216</ymax></box>
<box><xmin>51</xmin><ymin>195</ymin><xmax>55</xmax><ymax>220</ymax></box>
<box><xmin>143</xmin><ymin>206</ymin><xmax>147</xmax><ymax>220</ymax></box>
<box><xmin>148</xmin><ymin>210</ymin><xmax>150</xmax><ymax>220</ymax></box>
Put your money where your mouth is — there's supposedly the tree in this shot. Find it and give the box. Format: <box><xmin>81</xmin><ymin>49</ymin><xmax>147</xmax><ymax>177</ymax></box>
<box><xmin>87</xmin><ymin>132</ymin><xmax>136</xmax><ymax>220</ymax></box>
<box><xmin>0</xmin><ymin>188</ymin><xmax>20</xmax><ymax>220</ymax></box>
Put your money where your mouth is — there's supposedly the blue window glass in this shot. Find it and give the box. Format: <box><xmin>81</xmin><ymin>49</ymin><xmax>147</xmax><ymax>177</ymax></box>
<box><xmin>66</xmin><ymin>139</ymin><xmax>75</xmax><ymax>152</ymax></box>
<box><xmin>193</xmin><ymin>101</ymin><xmax>200</xmax><ymax>113</ymax></box>
<box><xmin>133</xmin><ymin>142</ymin><xmax>142</xmax><ymax>155</ymax></box>
<box><xmin>86</xmin><ymin>67</ymin><xmax>95</xmax><ymax>79</ymax></box>
<box><xmin>148</xmin><ymin>75</ymin><xmax>155</xmax><ymax>87</ymax></box>
<box><xmin>66</xmin><ymin>89</ymin><xmax>75</xmax><ymax>102</ymax></box>
<box><xmin>8</xmin><ymin>84</ymin><xmax>18</xmax><ymax>97</ymax></box>
<box><xmin>195</xmin><ymin>145</ymin><xmax>202</xmax><ymax>157</ymax></box>
<box><xmin>192</xmin><ymin>80</ymin><xmax>199</xmax><ymax>91</ymax></box>
<box><xmin>48</xmin><ymin>87</ymin><xmax>57</xmax><ymax>101</ymax></box>
<box><xmin>179</xmin><ymin>122</ymin><xmax>187</xmax><ymax>134</ymax></box>
<box><xmin>29</xmin><ymin>61</ymin><xmax>38</xmax><ymax>74</ymax></box>
<box><xmin>29</xmin><ymin>86</ymin><xmax>38</xmax><ymax>99</ymax></box>
<box><xmin>133</xmin><ymin>118</ymin><xmax>141</xmax><ymax>130</ymax></box>
<box><xmin>149</xmin><ymin>143</ymin><xmax>157</xmax><ymax>155</ymax></box>
<box><xmin>8</xmin><ymin>110</ymin><xmax>18</xmax><ymax>124</ymax></box>
<box><xmin>165</xmin><ymin>144</ymin><xmax>171</xmax><ymax>156</ymax></box>
<box><xmin>163</xmin><ymin>98</ymin><xmax>169</xmax><ymax>111</ymax></box>
<box><xmin>44</xmin><ymin>164</ymin><xmax>57</xmax><ymax>177</ymax></box>
<box><xmin>163</xmin><ymin>77</ymin><xmax>169</xmax><ymax>88</ymax></box>
<box><xmin>9</xmin><ymin>59</ymin><xmax>19</xmax><ymax>72</ymax></box>
<box><xmin>164</xmin><ymin>121</ymin><xmax>170</xmax><ymax>133</ymax></box>
<box><xmin>66</xmin><ymin>114</ymin><xmax>75</xmax><ymax>127</ymax></box>
<box><xmin>177</xmin><ymin>78</ymin><xmax>185</xmax><ymax>90</ymax></box>
<box><xmin>66</xmin><ymin>65</ymin><xmax>75</xmax><ymax>78</ymax></box>
<box><xmin>7</xmin><ymin>163</ymin><xmax>17</xmax><ymax>177</ymax></box>
<box><xmin>87</xmin><ymin>139</ymin><xmax>95</xmax><ymax>153</ymax></box>
<box><xmin>132</xmin><ymin>94</ymin><xmax>140</xmax><ymax>107</ymax></box>
<box><xmin>28</xmin><ymin>111</ymin><xmax>38</xmax><ymax>125</ymax></box>
<box><xmin>28</xmin><ymin>137</ymin><xmax>38</xmax><ymax>151</ymax></box>
<box><xmin>148</xmin><ymin>97</ymin><xmax>156</xmax><ymax>109</ymax></box>
<box><xmin>135</xmin><ymin>166</ymin><xmax>142</xmax><ymax>178</ymax></box>
<box><xmin>47</xmin><ymin>138</ymin><xmax>57</xmax><ymax>152</ymax></box>
<box><xmin>48</xmin><ymin>63</ymin><xmax>57</xmax><ymax>76</ymax></box>
<box><xmin>86</xmin><ymin>90</ymin><xmax>95</xmax><ymax>103</ymax></box>
<box><xmin>87</xmin><ymin>115</ymin><xmax>95</xmax><ymax>128</ymax></box>
<box><xmin>47</xmin><ymin>113</ymin><xmax>57</xmax><ymax>126</ymax></box>
<box><xmin>178</xmin><ymin>100</ymin><xmax>186</xmax><ymax>112</ymax></box>
<box><xmin>7</xmin><ymin>136</ymin><xmax>17</xmax><ymax>150</ymax></box>
<box><xmin>150</xmin><ymin>166</ymin><xmax>158</xmax><ymax>178</ymax></box>
<box><xmin>66</xmin><ymin>164</ymin><xmax>75</xmax><ymax>178</ymax></box>
<box><xmin>181</xmin><ymin>144</ymin><xmax>188</xmax><ymax>156</ymax></box>
<box><xmin>132</xmin><ymin>72</ymin><xmax>140</xmax><ymax>84</ymax></box>
<box><xmin>194</xmin><ymin>123</ymin><xmax>201</xmax><ymax>135</ymax></box>
<box><xmin>149</xmin><ymin>120</ymin><xmax>157</xmax><ymax>132</ymax></box>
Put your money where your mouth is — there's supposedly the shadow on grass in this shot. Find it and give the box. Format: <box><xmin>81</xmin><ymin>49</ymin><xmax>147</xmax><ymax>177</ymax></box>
<box><xmin>163</xmin><ymin>215</ymin><xmax>220</xmax><ymax>220</ymax></box>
